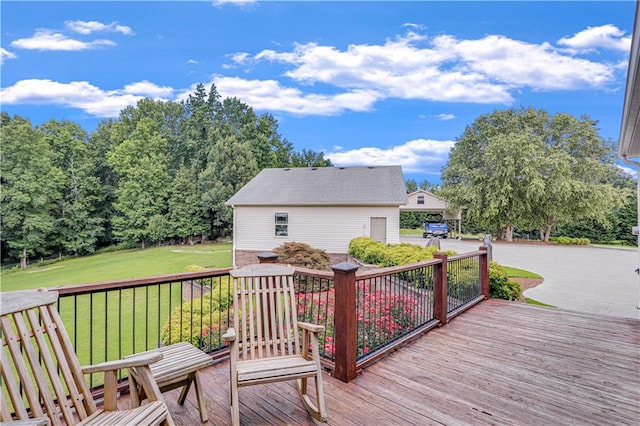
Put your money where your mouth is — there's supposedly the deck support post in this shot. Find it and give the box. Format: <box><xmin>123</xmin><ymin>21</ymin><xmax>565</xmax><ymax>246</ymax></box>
<box><xmin>332</xmin><ymin>262</ymin><xmax>359</xmax><ymax>383</ymax></box>
<box><xmin>433</xmin><ymin>253</ymin><xmax>448</xmax><ymax>326</ymax></box>
<box><xmin>479</xmin><ymin>246</ymin><xmax>490</xmax><ymax>299</ymax></box>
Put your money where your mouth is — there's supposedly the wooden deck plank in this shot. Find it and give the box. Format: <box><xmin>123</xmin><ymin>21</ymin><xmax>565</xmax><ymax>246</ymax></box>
<box><xmin>123</xmin><ymin>299</ymin><xmax>640</xmax><ymax>425</ymax></box>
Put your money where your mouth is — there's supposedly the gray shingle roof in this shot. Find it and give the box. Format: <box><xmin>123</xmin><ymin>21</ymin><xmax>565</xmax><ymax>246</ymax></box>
<box><xmin>226</xmin><ymin>166</ymin><xmax>407</xmax><ymax>206</ymax></box>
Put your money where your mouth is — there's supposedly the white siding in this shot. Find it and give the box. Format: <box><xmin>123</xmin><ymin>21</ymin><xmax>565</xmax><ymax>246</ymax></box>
<box><xmin>234</xmin><ymin>206</ymin><xmax>400</xmax><ymax>253</ymax></box>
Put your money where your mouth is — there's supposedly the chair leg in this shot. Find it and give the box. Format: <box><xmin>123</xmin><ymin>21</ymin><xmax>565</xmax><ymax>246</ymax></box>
<box><xmin>230</xmin><ymin>379</ymin><xmax>239</xmax><ymax>426</ymax></box>
<box><xmin>296</xmin><ymin>373</ymin><xmax>327</xmax><ymax>422</ymax></box>
<box><xmin>193</xmin><ymin>371</ymin><xmax>208</xmax><ymax>423</ymax></box>
<box><xmin>128</xmin><ymin>375</ymin><xmax>141</xmax><ymax>408</ymax></box>
<box><xmin>177</xmin><ymin>374</ymin><xmax>194</xmax><ymax>406</ymax></box>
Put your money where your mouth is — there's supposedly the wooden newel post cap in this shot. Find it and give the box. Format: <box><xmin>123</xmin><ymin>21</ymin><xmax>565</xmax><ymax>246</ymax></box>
<box><xmin>257</xmin><ymin>252</ymin><xmax>279</xmax><ymax>263</ymax></box>
<box><xmin>331</xmin><ymin>262</ymin><xmax>359</xmax><ymax>273</ymax></box>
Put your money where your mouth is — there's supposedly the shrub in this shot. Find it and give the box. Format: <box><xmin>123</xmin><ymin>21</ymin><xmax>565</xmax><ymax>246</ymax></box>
<box><xmin>160</xmin><ymin>278</ymin><xmax>232</xmax><ymax>350</ymax></box>
<box><xmin>489</xmin><ymin>261</ymin><xmax>522</xmax><ymax>300</ymax></box>
<box><xmin>348</xmin><ymin>237</ymin><xmax>455</xmax><ymax>267</ymax></box>
<box><xmin>550</xmin><ymin>236</ymin><xmax>590</xmax><ymax>245</ymax></box>
<box><xmin>273</xmin><ymin>242</ymin><xmax>331</xmax><ymax>270</ymax></box>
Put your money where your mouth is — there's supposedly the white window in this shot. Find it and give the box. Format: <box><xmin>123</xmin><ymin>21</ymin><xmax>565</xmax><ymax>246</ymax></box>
<box><xmin>275</xmin><ymin>213</ymin><xmax>288</xmax><ymax>236</ymax></box>
<box><xmin>417</xmin><ymin>195</ymin><xmax>425</xmax><ymax>205</ymax></box>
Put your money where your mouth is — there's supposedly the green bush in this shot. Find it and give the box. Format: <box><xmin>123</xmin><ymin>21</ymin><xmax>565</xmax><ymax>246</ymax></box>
<box><xmin>160</xmin><ymin>278</ymin><xmax>232</xmax><ymax>350</ymax></box>
<box><xmin>273</xmin><ymin>242</ymin><xmax>331</xmax><ymax>270</ymax></box>
<box><xmin>489</xmin><ymin>262</ymin><xmax>522</xmax><ymax>300</ymax></box>
<box><xmin>550</xmin><ymin>236</ymin><xmax>590</xmax><ymax>245</ymax></box>
<box><xmin>348</xmin><ymin>237</ymin><xmax>455</xmax><ymax>267</ymax></box>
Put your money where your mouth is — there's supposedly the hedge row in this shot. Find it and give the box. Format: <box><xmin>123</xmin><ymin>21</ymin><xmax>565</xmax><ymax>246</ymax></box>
<box><xmin>348</xmin><ymin>237</ymin><xmax>455</xmax><ymax>267</ymax></box>
<box><xmin>550</xmin><ymin>236</ymin><xmax>591</xmax><ymax>245</ymax></box>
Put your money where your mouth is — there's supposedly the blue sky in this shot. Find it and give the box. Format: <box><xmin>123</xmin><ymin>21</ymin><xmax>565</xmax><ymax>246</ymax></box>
<box><xmin>1</xmin><ymin>1</ymin><xmax>636</xmax><ymax>184</ymax></box>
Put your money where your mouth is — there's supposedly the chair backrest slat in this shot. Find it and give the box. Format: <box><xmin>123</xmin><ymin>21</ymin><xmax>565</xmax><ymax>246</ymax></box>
<box><xmin>0</xmin><ymin>290</ymin><xmax>97</xmax><ymax>424</ymax></box>
<box><xmin>230</xmin><ymin>265</ymin><xmax>299</xmax><ymax>362</ymax></box>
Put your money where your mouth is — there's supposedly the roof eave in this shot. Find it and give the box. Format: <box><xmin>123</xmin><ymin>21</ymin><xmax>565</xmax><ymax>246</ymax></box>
<box><xmin>619</xmin><ymin>1</ymin><xmax>640</xmax><ymax>159</ymax></box>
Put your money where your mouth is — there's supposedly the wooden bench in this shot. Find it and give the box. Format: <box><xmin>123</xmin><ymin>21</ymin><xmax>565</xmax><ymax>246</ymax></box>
<box><xmin>128</xmin><ymin>342</ymin><xmax>214</xmax><ymax>423</ymax></box>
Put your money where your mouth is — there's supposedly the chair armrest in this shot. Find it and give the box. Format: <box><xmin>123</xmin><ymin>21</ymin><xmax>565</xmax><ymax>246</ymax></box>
<box><xmin>298</xmin><ymin>322</ymin><xmax>325</xmax><ymax>333</ymax></box>
<box><xmin>82</xmin><ymin>351</ymin><xmax>163</xmax><ymax>374</ymax></box>
<box><xmin>222</xmin><ymin>327</ymin><xmax>236</xmax><ymax>342</ymax></box>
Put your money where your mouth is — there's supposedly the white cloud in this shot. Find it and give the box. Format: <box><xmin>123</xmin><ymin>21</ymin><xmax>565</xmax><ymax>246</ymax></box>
<box><xmin>11</xmin><ymin>29</ymin><xmax>115</xmax><ymax>51</ymax></box>
<box><xmin>436</xmin><ymin>113</ymin><xmax>456</xmax><ymax>121</ymax></box>
<box><xmin>235</xmin><ymin>27</ymin><xmax>623</xmax><ymax>109</ymax></box>
<box><xmin>617</xmin><ymin>164</ymin><xmax>637</xmax><ymax>179</ymax></box>
<box><xmin>123</xmin><ymin>81</ymin><xmax>174</xmax><ymax>97</ymax></box>
<box><xmin>187</xmin><ymin>59</ymin><xmax>199</xmax><ymax>64</ymax></box>
<box><xmin>558</xmin><ymin>24</ymin><xmax>631</xmax><ymax>52</ymax></box>
<box><xmin>326</xmin><ymin>138</ymin><xmax>455</xmax><ymax>175</ymax></box>
<box><xmin>429</xmin><ymin>34</ymin><xmax>614</xmax><ymax>91</ymax></box>
<box><xmin>213</xmin><ymin>0</ymin><xmax>257</xmax><ymax>7</ymax></box>
<box><xmin>65</xmin><ymin>20</ymin><xmax>133</xmax><ymax>35</ymax></box>
<box><xmin>211</xmin><ymin>75</ymin><xmax>381</xmax><ymax>115</ymax></box>
<box><xmin>0</xmin><ymin>79</ymin><xmax>167</xmax><ymax>117</ymax></box>
<box><xmin>1</xmin><ymin>47</ymin><xmax>17</xmax><ymax>64</ymax></box>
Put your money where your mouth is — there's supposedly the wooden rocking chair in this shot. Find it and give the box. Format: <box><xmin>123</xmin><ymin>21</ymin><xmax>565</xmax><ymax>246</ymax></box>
<box><xmin>0</xmin><ymin>289</ymin><xmax>174</xmax><ymax>426</ymax></box>
<box><xmin>222</xmin><ymin>264</ymin><xmax>327</xmax><ymax>425</ymax></box>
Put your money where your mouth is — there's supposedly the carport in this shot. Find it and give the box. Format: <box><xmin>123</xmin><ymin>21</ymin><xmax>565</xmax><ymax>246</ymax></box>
<box><xmin>400</xmin><ymin>190</ymin><xmax>462</xmax><ymax>238</ymax></box>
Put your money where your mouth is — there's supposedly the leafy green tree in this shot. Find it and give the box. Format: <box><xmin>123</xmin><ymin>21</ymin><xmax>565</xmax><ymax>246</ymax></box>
<box><xmin>199</xmin><ymin>135</ymin><xmax>258</xmax><ymax>237</ymax></box>
<box><xmin>180</xmin><ymin>83</ymin><xmax>221</xmax><ymax>173</ymax></box>
<box><xmin>107</xmin><ymin>118</ymin><xmax>170</xmax><ymax>248</ymax></box>
<box><xmin>441</xmin><ymin>108</ymin><xmax>623</xmax><ymax>241</ymax></box>
<box><xmin>41</xmin><ymin>119</ymin><xmax>104</xmax><ymax>255</ymax></box>
<box><xmin>86</xmin><ymin>120</ymin><xmax>120</xmax><ymax>247</ymax></box>
<box><xmin>0</xmin><ymin>115</ymin><xmax>63</xmax><ymax>268</ymax></box>
<box><xmin>405</xmin><ymin>179</ymin><xmax>418</xmax><ymax>193</ymax></box>
<box><xmin>167</xmin><ymin>166</ymin><xmax>208</xmax><ymax>243</ymax></box>
<box><xmin>289</xmin><ymin>149</ymin><xmax>332</xmax><ymax>167</ymax></box>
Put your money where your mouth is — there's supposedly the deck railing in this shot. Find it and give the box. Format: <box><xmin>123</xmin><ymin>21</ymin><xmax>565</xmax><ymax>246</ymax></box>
<box><xmin>49</xmin><ymin>246</ymin><xmax>488</xmax><ymax>389</ymax></box>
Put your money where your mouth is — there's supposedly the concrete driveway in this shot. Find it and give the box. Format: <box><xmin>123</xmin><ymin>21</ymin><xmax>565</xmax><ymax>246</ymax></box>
<box><xmin>401</xmin><ymin>236</ymin><xmax>640</xmax><ymax>319</ymax></box>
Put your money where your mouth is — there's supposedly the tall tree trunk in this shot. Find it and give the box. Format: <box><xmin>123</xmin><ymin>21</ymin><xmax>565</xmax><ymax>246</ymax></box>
<box><xmin>21</xmin><ymin>248</ymin><xmax>27</xmax><ymax>270</ymax></box>
<box><xmin>505</xmin><ymin>225</ymin><xmax>514</xmax><ymax>242</ymax></box>
<box><xmin>141</xmin><ymin>239</ymin><xmax>146</xmax><ymax>249</ymax></box>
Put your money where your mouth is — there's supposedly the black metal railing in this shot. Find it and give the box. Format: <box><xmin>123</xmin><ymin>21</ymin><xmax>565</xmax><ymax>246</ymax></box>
<box><xmin>446</xmin><ymin>253</ymin><xmax>483</xmax><ymax>315</ymax></box>
<box><xmin>55</xmin><ymin>269</ymin><xmax>232</xmax><ymax>388</ymax></box>
<box><xmin>355</xmin><ymin>262</ymin><xmax>438</xmax><ymax>363</ymax></box>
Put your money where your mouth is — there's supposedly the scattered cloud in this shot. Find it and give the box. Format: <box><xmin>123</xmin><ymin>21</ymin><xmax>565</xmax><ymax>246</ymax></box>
<box><xmin>326</xmin><ymin>138</ymin><xmax>455</xmax><ymax>175</ymax></box>
<box><xmin>213</xmin><ymin>0</ymin><xmax>257</xmax><ymax>7</ymax></box>
<box><xmin>187</xmin><ymin>59</ymin><xmax>199</xmax><ymax>64</ymax></box>
<box><xmin>65</xmin><ymin>20</ymin><xmax>133</xmax><ymax>35</ymax></box>
<box><xmin>211</xmin><ymin>75</ymin><xmax>382</xmax><ymax>115</ymax></box>
<box><xmin>1</xmin><ymin>47</ymin><xmax>17</xmax><ymax>64</ymax></box>
<box><xmin>436</xmin><ymin>113</ymin><xmax>456</xmax><ymax>121</ymax></box>
<box><xmin>617</xmin><ymin>164</ymin><xmax>637</xmax><ymax>179</ymax></box>
<box><xmin>2</xmin><ymin>24</ymin><xmax>629</xmax><ymax>119</ymax></box>
<box><xmin>123</xmin><ymin>80</ymin><xmax>174</xmax><ymax>97</ymax></box>
<box><xmin>558</xmin><ymin>24</ymin><xmax>631</xmax><ymax>52</ymax></box>
<box><xmin>0</xmin><ymin>79</ymin><xmax>172</xmax><ymax>117</ymax></box>
<box><xmin>11</xmin><ymin>29</ymin><xmax>115</xmax><ymax>51</ymax></box>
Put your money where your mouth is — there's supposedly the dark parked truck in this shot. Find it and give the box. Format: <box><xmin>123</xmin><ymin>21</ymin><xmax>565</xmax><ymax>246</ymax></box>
<box><xmin>423</xmin><ymin>222</ymin><xmax>449</xmax><ymax>238</ymax></box>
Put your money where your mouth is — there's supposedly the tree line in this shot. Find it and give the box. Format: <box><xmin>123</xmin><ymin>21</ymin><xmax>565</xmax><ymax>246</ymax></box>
<box><xmin>1</xmin><ymin>84</ymin><xmax>331</xmax><ymax>268</ymax></box>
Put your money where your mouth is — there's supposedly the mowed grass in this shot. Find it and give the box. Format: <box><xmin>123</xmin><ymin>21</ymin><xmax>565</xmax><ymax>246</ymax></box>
<box><xmin>1</xmin><ymin>243</ymin><xmax>233</xmax><ymax>291</ymax></box>
<box><xmin>503</xmin><ymin>266</ymin><xmax>543</xmax><ymax>279</ymax></box>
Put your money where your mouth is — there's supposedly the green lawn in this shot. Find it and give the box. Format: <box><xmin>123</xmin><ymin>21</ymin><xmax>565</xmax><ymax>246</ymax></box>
<box><xmin>503</xmin><ymin>266</ymin><xmax>543</xmax><ymax>279</ymax></box>
<box><xmin>1</xmin><ymin>243</ymin><xmax>233</xmax><ymax>291</ymax></box>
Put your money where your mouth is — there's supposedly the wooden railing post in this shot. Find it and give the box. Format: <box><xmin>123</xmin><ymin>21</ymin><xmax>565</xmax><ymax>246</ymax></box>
<box><xmin>331</xmin><ymin>262</ymin><xmax>358</xmax><ymax>383</ymax></box>
<box><xmin>479</xmin><ymin>246</ymin><xmax>490</xmax><ymax>299</ymax></box>
<box><xmin>433</xmin><ymin>253</ymin><xmax>448</xmax><ymax>326</ymax></box>
<box><xmin>257</xmin><ymin>252</ymin><xmax>279</xmax><ymax>263</ymax></box>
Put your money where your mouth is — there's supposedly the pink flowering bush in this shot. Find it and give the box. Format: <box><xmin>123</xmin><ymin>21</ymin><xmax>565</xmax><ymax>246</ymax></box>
<box><xmin>296</xmin><ymin>281</ymin><xmax>422</xmax><ymax>359</ymax></box>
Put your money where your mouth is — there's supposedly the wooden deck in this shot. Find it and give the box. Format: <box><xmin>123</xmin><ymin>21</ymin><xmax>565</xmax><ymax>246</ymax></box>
<box><xmin>149</xmin><ymin>299</ymin><xmax>640</xmax><ymax>425</ymax></box>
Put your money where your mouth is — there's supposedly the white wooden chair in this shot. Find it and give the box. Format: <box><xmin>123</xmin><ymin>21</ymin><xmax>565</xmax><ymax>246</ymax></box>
<box><xmin>0</xmin><ymin>289</ymin><xmax>174</xmax><ymax>426</ymax></box>
<box><xmin>222</xmin><ymin>264</ymin><xmax>327</xmax><ymax>425</ymax></box>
